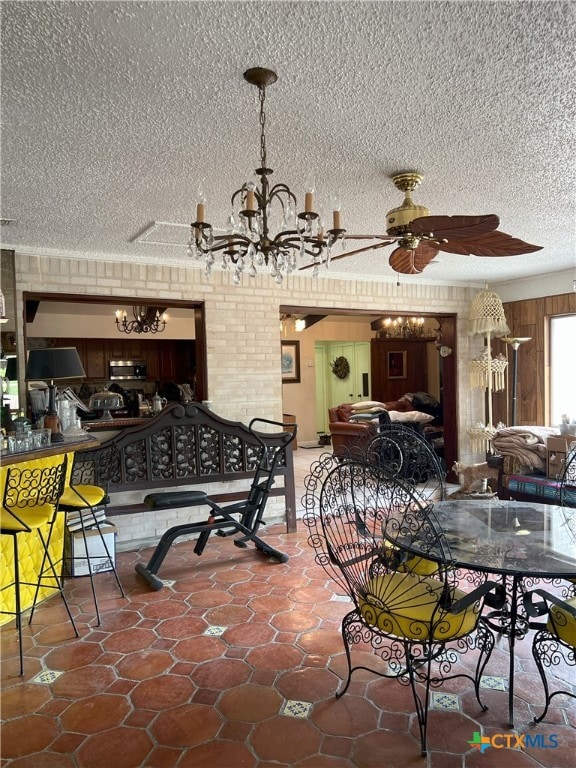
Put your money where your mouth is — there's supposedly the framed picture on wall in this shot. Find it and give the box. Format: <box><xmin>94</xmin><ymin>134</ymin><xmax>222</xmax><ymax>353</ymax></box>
<box><xmin>281</xmin><ymin>340</ymin><xmax>301</xmax><ymax>383</ymax></box>
<box><xmin>387</xmin><ymin>350</ymin><xmax>407</xmax><ymax>380</ymax></box>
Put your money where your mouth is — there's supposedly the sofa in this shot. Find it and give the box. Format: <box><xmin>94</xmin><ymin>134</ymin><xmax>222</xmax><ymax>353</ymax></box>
<box><xmin>327</xmin><ymin>403</ymin><xmax>378</xmax><ymax>456</ymax></box>
<box><xmin>328</xmin><ymin>393</ymin><xmax>444</xmax><ymax>458</ymax></box>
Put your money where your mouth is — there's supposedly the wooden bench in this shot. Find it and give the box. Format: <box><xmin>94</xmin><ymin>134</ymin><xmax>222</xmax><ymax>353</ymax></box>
<box><xmin>73</xmin><ymin>403</ymin><xmax>297</xmax><ymax>534</ymax></box>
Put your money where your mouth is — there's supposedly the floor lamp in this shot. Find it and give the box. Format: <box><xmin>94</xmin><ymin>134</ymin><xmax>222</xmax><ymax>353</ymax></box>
<box><xmin>502</xmin><ymin>337</ymin><xmax>531</xmax><ymax>426</ymax></box>
<box><xmin>467</xmin><ymin>289</ymin><xmax>510</xmax><ymax>452</ymax></box>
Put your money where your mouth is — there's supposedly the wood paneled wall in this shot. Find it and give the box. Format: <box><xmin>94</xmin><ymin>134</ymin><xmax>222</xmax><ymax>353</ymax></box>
<box><xmin>492</xmin><ymin>292</ymin><xmax>575</xmax><ymax>427</ymax></box>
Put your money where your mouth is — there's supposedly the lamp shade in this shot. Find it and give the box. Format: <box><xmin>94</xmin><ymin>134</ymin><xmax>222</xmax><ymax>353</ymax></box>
<box><xmin>25</xmin><ymin>347</ymin><xmax>86</xmax><ymax>381</ymax></box>
<box><xmin>467</xmin><ymin>289</ymin><xmax>510</xmax><ymax>337</ymax></box>
<box><xmin>4</xmin><ymin>357</ymin><xmax>17</xmax><ymax>380</ymax></box>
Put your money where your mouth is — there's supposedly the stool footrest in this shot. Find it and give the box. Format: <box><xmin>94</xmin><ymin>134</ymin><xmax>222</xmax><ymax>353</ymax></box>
<box><xmin>144</xmin><ymin>491</ymin><xmax>208</xmax><ymax>510</ymax></box>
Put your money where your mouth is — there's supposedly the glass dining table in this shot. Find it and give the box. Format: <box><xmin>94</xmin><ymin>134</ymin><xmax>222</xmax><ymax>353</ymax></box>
<box><xmin>409</xmin><ymin>497</ymin><xmax>576</xmax><ymax>727</ymax></box>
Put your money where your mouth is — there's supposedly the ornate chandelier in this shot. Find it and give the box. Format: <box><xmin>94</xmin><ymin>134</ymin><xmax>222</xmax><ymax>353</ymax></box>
<box><xmin>187</xmin><ymin>68</ymin><xmax>346</xmax><ymax>285</ymax></box>
<box><xmin>376</xmin><ymin>316</ymin><xmax>426</xmax><ymax>339</ymax></box>
<box><xmin>115</xmin><ymin>306</ymin><xmax>167</xmax><ymax>335</ymax></box>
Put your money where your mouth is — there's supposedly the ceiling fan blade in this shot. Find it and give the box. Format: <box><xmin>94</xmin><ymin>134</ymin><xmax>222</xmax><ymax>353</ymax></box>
<box><xmin>414</xmin><ymin>241</ymin><xmax>440</xmax><ymax>266</ymax></box>
<box><xmin>388</xmin><ymin>242</ymin><xmax>439</xmax><ymax>275</ymax></box>
<box><xmin>410</xmin><ymin>214</ymin><xmax>500</xmax><ymax>239</ymax></box>
<box><xmin>389</xmin><ymin>248</ymin><xmax>420</xmax><ymax>274</ymax></box>
<box><xmin>298</xmin><ymin>240</ymin><xmax>393</xmax><ymax>270</ymax></box>
<box><xmin>435</xmin><ymin>229</ymin><xmax>543</xmax><ymax>257</ymax></box>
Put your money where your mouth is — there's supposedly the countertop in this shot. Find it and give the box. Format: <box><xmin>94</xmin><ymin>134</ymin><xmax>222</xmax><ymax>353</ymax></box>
<box><xmin>82</xmin><ymin>417</ymin><xmax>152</xmax><ymax>431</ymax></box>
<box><xmin>0</xmin><ymin>435</ymin><xmax>100</xmax><ymax>467</ymax></box>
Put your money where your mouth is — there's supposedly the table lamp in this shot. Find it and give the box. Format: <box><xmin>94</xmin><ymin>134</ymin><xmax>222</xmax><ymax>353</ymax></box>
<box><xmin>25</xmin><ymin>347</ymin><xmax>86</xmax><ymax>442</ymax></box>
<box><xmin>5</xmin><ymin>357</ymin><xmax>17</xmax><ymax>382</ymax></box>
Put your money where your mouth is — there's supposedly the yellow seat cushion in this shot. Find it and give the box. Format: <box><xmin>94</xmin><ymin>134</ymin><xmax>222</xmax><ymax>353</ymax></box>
<box><xmin>1</xmin><ymin>503</ymin><xmax>56</xmax><ymax>532</ymax></box>
<box><xmin>402</xmin><ymin>554</ymin><xmax>440</xmax><ymax>576</ymax></box>
<box><xmin>59</xmin><ymin>484</ymin><xmax>106</xmax><ymax>508</ymax></box>
<box><xmin>358</xmin><ymin>572</ymin><xmax>480</xmax><ymax>641</ymax></box>
<box><xmin>381</xmin><ymin>538</ymin><xmax>439</xmax><ymax>576</ymax></box>
<box><xmin>547</xmin><ymin>596</ymin><xmax>576</xmax><ymax>649</ymax></box>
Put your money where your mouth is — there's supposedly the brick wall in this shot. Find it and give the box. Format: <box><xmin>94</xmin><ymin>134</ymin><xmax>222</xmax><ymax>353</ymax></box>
<box><xmin>14</xmin><ymin>252</ymin><xmax>486</xmax><ymax>547</ymax></box>
<box><xmin>16</xmin><ymin>251</ymin><xmax>484</xmax><ymax>437</ymax></box>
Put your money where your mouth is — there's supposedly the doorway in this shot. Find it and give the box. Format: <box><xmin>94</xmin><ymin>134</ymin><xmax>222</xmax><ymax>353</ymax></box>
<box><xmin>315</xmin><ymin>341</ymin><xmax>371</xmax><ymax>434</ymax></box>
<box><xmin>22</xmin><ymin>292</ymin><xmax>208</xmax><ymax>402</ymax></box>
<box><xmin>279</xmin><ymin>306</ymin><xmax>458</xmax><ymax>479</ymax></box>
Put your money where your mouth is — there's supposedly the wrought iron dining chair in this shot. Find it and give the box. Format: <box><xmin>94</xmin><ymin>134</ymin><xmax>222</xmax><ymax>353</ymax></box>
<box><xmin>303</xmin><ymin>459</ymin><xmax>498</xmax><ymax>756</ymax></box>
<box><xmin>557</xmin><ymin>443</ymin><xmax>576</xmax><ymax>508</ymax></box>
<box><xmin>555</xmin><ymin>448</ymin><xmax>576</xmax><ymax>601</ymax></box>
<box><xmin>364</xmin><ymin>423</ymin><xmax>447</xmax><ymax>502</ymax></box>
<box><xmin>362</xmin><ymin>426</ymin><xmax>446</xmax><ymax>576</ymax></box>
<box><xmin>523</xmin><ymin>587</ymin><xmax>576</xmax><ymax>722</ymax></box>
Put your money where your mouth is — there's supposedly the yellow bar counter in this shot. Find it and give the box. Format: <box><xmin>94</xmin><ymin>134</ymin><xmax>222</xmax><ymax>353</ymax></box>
<box><xmin>0</xmin><ymin>436</ymin><xmax>99</xmax><ymax>624</ymax></box>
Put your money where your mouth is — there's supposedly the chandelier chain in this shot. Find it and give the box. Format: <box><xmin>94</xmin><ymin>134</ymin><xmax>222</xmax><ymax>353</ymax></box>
<box><xmin>259</xmin><ymin>84</ymin><xmax>267</xmax><ymax>171</ymax></box>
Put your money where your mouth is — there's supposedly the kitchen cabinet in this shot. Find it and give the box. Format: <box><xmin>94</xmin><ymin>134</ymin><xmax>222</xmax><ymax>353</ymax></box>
<box><xmin>84</xmin><ymin>342</ymin><xmax>107</xmax><ymax>380</ymax></box>
<box><xmin>160</xmin><ymin>345</ymin><xmax>176</xmax><ymax>380</ymax></box>
<box><xmin>31</xmin><ymin>338</ymin><xmax>195</xmax><ymax>385</ymax></box>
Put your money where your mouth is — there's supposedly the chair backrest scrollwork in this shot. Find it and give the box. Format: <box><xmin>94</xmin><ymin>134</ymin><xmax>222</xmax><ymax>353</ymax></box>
<box><xmin>2</xmin><ymin>455</ymin><xmax>68</xmax><ymax>531</ymax></box>
<box><xmin>558</xmin><ymin>444</ymin><xmax>576</xmax><ymax>508</ymax></box>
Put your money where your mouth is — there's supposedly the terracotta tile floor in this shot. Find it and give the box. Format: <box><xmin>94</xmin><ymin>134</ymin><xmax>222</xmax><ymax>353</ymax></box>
<box><xmin>1</xmin><ymin>448</ymin><xmax>575</xmax><ymax>767</ymax></box>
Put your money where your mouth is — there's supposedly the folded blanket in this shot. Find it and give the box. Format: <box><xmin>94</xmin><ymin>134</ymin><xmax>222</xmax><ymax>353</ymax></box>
<box><xmin>492</xmin><ymin>426</ymin><xmax>559</xmax><ymax>472</ymax></box>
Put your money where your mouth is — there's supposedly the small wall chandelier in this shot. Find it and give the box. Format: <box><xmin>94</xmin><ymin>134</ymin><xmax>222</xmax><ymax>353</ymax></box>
<box><xmin>115</xmin><ymin>306</ymin><xmax>167</xmax><ymax>335</ymax></box>
<box><xmin>187</xmin><ymin>67</ymin><xmax>346</xmax><ymax>285</ymax></box>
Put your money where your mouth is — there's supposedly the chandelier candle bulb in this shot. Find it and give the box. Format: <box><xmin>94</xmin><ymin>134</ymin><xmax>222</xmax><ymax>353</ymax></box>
<box><xmin>332</xmin><ymin>210</ymin><xmax>341</xmax><ymax>230</ymax></box>
<box><xmin>246</xmin><ymin>190</ymin><xmax>256</xmax><ymax>211</ymax></box>
<box><xmin>305</xmin><ymin>171</ymin><xmax>316</xmax><ymax>214</ymax></box>
<box><xmin>196</xmin><ymin>203</ymin><xmax>205</xmax><ymax>223</ymax></box>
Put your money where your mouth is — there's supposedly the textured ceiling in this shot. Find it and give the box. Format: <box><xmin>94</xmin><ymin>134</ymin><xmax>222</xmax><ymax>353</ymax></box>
<box><xmin>1</xmin><ymin>0</ymin><xmax>575</xmax><ymax>288</ymax></box>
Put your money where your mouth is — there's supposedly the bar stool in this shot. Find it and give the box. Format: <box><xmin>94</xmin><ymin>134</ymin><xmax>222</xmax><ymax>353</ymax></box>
<box><xmin>58</xmin><ymin>444</ymin><xmax>125</xmax><ymax>625</ymax></box>
<box><xmin>1</xmin><ymin>454</ymin><xmax>78</xmax><ymax>675</ymax></box>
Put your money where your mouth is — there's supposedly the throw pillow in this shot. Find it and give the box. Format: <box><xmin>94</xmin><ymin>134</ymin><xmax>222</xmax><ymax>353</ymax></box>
<box><xmin>387</xmin><ymin>410</ymin><xmax>434</xmax><ymax>424</ymax></box>
<box><xmin>351</xmin><ymin>400</ymin><xmax>387</xmax><ymax>411</ymax></box>
<box><xmin>351</xmin><ymin>405</ymin><xmax>388</xmax><ymax>414</ymax></box>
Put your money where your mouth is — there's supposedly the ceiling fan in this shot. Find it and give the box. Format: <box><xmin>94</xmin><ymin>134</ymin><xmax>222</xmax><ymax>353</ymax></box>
<box><xmin>304</xmin><ymin>172</ymin><xmax>543</xmax><ymax>275</ymax></box>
